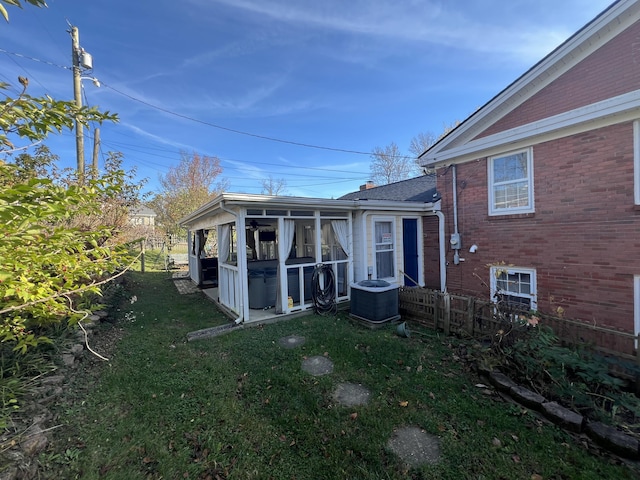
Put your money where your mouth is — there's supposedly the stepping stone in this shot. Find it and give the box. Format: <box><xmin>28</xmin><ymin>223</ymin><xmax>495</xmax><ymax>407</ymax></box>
<box><xmin>332</xmin><ymin>383</ymin><xmax>370</xmax><ymax>407</ymax></box>
<box><xmin>278</xmin><ymin>335</ymin><xmax>306</xmax><ymax>349</ymax></box>
<box><xmin>387</xmin><ymin>426</ymin><xmax>441</xmax><ymax>467</ymax></box>
<box><xmin>301</xmin><ymin>355</ymin><xmax>334</xmax><ymax>376</ymax></box>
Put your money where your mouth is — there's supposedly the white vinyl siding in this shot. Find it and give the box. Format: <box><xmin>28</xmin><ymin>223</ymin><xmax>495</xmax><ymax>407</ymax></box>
<box><xmin>488</xmin><ymin>148</ymin><xmax>534</xmax><ymax>215</ymax></box>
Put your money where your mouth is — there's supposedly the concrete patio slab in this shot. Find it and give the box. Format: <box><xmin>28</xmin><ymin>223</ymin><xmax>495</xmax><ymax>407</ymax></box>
<box><xmin>387</xmin><ymin>426</ymin><xmax>441</xmax><ymax>468</ymax></box>
<box><xmin>301</xmin><ymin>355</ymin><xmax>334</xmax><ymax>376</ymax></box>
<box><xmin>332</xmin><ymin>382</ymin><xmax>371</xmax><ymax>407</ymax></box>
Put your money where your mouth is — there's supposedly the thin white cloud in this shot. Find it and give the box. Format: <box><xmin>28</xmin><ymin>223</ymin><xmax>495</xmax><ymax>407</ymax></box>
<box><xmin>123</xmin><ymin>123</ymin><xmax>196</xmax><ymax>151</ymax></box>
<box><xmin>187</xmin><ymin>0</ymin><xmax>607</xmax><ymax>64</ymax></box>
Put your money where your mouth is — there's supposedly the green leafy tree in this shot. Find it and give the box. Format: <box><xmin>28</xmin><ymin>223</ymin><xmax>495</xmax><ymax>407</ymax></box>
<box><xmin>0</xmin><ymin>77</ymin><xmax>131</xmax><ymax>352</ymax></box>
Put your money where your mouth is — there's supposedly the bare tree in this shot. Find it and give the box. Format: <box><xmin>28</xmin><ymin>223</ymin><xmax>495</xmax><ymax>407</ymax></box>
<box><xmin>150</xmin><ymin>151</ymin><xmax>229</xmax><ymax>234</ymax></box>
<box><xmin>408</xmin><ymin>132</ymin><xmax>438</xmax><ymax>158</ymax></box>
<box><xmin>369</xmin><ymin>142</ymin><xmax>419</xmax><ymax>185</ymax></box>
<box><xmin>260</xmin><ymin>175</ymin><xmax>287</xmax><ymax>195</ymax></box>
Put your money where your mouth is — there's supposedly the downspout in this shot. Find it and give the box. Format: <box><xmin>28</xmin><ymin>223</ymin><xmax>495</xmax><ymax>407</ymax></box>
<box><xmin>219</xmin><ymin>201</ymin><xmax>244</xmax><ymax>325</ymax></box>
<box><xmin>436</xmin><ymin>211</ymin><xmax>447</xmax><ymax>292</ymax></box>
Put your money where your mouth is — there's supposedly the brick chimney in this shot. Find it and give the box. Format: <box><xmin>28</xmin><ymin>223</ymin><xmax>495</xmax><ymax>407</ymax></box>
<box><xmin>359</xmin><ymin>180</ymin><xmax>375</xmax><ymax>191</ymax></box>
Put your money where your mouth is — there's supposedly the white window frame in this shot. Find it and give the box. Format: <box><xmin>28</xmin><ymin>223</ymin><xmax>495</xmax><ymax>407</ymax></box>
<box><xmin>372</xmin><ymin>217</ymin><xmax>396</xmax><ymax>281</ymax></box>
<box><xmin>488</xmin><ymin>148</ymin><xmax>534</xmax><ymax>216</ymax></box>
<box><xmin>634</xmin><ymin>121</ymin><xmax>640</xmax><ymax>205</ymax></box>
<box><xmin>490</xmin><ymin>266</ymin><xmax>537</xmax><ymax>311</ymax></box>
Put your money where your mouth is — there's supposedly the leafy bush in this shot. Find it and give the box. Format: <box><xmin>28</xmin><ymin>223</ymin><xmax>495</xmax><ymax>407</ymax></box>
<box><xmin>488</xmin><ymin>318</ymin><xmax>640</xmax><ymax>428</ymax></box>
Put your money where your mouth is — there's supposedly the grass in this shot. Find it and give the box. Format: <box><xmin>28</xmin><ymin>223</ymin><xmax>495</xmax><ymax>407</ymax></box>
<box><xmin>40</xmin><ymin>271</ymin><xmax>637</xmax><ymax>479</ymax></box>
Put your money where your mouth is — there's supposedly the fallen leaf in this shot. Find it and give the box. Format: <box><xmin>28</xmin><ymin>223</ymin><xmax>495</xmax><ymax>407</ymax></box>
<box><xmin>350</xmin><ymin>412</ymin><xmax>358</xmax><ymax>420</ymax></box>
<box><xmin>511</xmin><ymin>434</ymin><xmax>519</xmax><ymax>442</ymax></box>
<box><xmin>416</xmin><ymin>365</ymin><xmax>423</xmax><ymax>372</ymax></box>
<box><xmin>429</xmin><ymin>392</ymin><xmax>436</xmax><ymax>400</ymax></box>
<box><xmin>437</xmin><ymin>425</ymin><xmax>446</xmax><ymax>432</ymax></box>
<box><xmin>531</xmin><ymin>474</ymin><xmax>543</xmax><ymax>480</ymax></box>
<box><xmin>142</xmin><ymin>457</ymin><xmax>153</xmax><ymax>464</ymax></box>
<box><xmin>399</xmin><ymin>401</ymin><xmax>409</xmax><ymax>407</ymax></box>
<box><xmin>512</xmin><ymin>455</ymin><xmax>521</xmax><ymax>463</ymax></box>
<box><xmin>475</xmin><ymin>383</ymin><xmax>489</xmax><ymax>388</ymax></box>
<box><xmin>492</xmin><ymin>437</ymin><xmax>502</xmax><ymax>447</ymax></box>
<box><xmin>477</xmin><ymin>420</ymin><xmax>485</xmax><ymax>427</ymax></box>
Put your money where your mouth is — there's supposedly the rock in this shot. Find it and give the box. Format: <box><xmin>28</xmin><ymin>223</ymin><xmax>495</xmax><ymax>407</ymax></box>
<box><xmin>586</xmin><ymin>421</ymin><xmax>640</xmax><ymax>459</ymax></box>
<box><xmin>62</xmin><ymin>353</ymin><xmax>76</xmax><ymax>367</ymax></box>
<box><xmin>541</xmin><ymin>402</ymin><xmax>584</xmax><ymax>433</ymax></box>
<box><xmin>94</xmin><ymin>310</ymin><xmax>109</xmax><ymax>319</ymax></box>
<box><xmin>488</xmin><ymin>371</ymin><xmax>517</xmax><ymax>392</ymax></box>
<box><xmin>509</xmin><ymin>385</ymin><xmax>546</xmax><ymax>409</ymax></box>
<box><xmin>21</xmin><ymin>426</ymin><xmax>48</xmax><ymax>456</ymax></box>
<box><xmin>69</xmin><ymin>343</ymin><xmax>84</xmax><ymax>357</ymax></box>
<box><xmin>40</xmin><ymin>375</ymin><xmax>65</xmax><ymax>386</ymax></box>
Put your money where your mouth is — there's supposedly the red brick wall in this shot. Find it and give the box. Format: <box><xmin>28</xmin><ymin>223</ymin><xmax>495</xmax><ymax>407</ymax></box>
<box><xmin>478</xmin><ymin>20</ymin><xmax>640</xmax><ymax>137</ymax></box>
<box><xmin>422</xmin><ymin>215</ymin><xmax>441</xmax><ymax>289</ymax></box>
<box><xmin>433</xmin><ymin>122</ymin><xmax>639</xmax><ymax>333</ymax></box>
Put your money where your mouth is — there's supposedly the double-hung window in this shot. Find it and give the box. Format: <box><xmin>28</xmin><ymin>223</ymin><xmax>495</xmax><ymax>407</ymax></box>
<box><xmin>374</xmin><ymin>219</ymin><xmax>395</xmax><ymax>280</ymax></box>
<box><xmin>490</xmin><ymin>266</ymin><xmax>537</xmax><ymax>312</ymax></box>
<box><xmin>488</xmin><ymin>148</ymin><xmax>534</xmax><ymax>215</ymax></box>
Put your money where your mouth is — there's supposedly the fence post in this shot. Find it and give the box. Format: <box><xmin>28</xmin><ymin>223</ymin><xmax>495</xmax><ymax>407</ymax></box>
<box><xmin>443</xmin><ymin>292</ymin><xmax>451</xmax><ymax>335</ymax></box>
<box><xmin>466</xmin><ymin>297</ymin><xmax>474</xmax><ymax>336</ymax></box>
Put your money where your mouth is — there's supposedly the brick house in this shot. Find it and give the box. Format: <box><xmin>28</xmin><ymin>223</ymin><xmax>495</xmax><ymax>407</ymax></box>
<box><xmin>419</xmin><ymin>0</ymin><xmax>640</xmax><ymax>353</ymax></box>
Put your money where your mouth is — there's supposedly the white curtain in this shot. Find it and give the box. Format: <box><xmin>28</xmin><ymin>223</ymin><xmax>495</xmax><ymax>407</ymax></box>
<box><xmin>219</xmin><ymin>224</ymin><xmax>231</xmax><ymax>263</ymax></box>
<box><xmin>276</xmin><ymin>219</ymin><xmax>296</xmax><ymax>313</ymax></box>
<box><xmin>278</xmin><ymin>219</ymin><xmax>296</xmax><ymax>260</ymax></box>
<box><xmin>331</xmin><ymin>220</ymin><xmax>350</xmax><ymax>256</ymax></box>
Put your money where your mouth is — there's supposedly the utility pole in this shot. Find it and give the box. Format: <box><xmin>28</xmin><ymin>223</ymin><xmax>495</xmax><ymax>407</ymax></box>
<box><xmin>71</xmin><ymin>26</ymin><xmax>84</xmax><ymax>184</ymax></box>
<box><xmin>92</xmin><ymin>127</ymin><xmax>100</xmax><ymax>179</ymax></box>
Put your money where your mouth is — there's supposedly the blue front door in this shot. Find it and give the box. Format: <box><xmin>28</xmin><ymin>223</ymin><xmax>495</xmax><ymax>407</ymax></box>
<box><xmin>402</xmin><ymin>219</ymin><xmax>419</xmax><ymax>287</ymax></box>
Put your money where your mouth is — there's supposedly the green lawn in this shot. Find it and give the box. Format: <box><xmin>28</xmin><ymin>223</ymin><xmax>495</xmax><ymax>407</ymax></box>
<box><xmin>40</xmin><ymin>271</ymin><xmax>636</xmax><ymax>479</ymax></box>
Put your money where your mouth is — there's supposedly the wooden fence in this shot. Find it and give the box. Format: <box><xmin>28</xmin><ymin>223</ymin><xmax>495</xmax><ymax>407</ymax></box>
<box><xmin>398</xmin><ymin>286</ymin><xmax>640</xmax><ymax>369</ymax></box>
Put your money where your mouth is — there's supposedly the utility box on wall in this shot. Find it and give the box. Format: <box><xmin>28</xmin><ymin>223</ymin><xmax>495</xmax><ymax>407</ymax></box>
<box><xmin>350</xmin><ymin>279</ymin><xmax>399</xmax><ymax>324</ymax></box>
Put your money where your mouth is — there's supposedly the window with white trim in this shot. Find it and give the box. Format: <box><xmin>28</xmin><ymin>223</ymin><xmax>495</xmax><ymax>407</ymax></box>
<box><xmin>373</xmin><ymin>219</ymin><xmax>395</xmax><ymax>280</ymax></box>
<box><xmin>490</xmin><ymin>266</ymin><xmax>537</xmax><ymax>311</ymax></box>
<box><xmin>634</xmin><ymin>121</ymin><xmax>640</xmax><ymax>205</ymax></box>
<box><xmin>488</xmin><ymin>148</ymin><xmax>534</xmax><ymax>215</ymax></box>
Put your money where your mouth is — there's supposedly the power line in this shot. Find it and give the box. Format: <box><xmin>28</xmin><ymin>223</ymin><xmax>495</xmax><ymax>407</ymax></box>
<box><xmin>101</xmin><ymin>82</ymin><xmax>374</xmax><ymax>156</ymax></box>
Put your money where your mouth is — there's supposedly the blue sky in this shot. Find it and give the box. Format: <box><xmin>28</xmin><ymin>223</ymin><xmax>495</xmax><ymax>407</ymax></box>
<box><xmin>1</xmin><ymin>0</ymin><xmax>614</xmax><ymax>198</ymax></box>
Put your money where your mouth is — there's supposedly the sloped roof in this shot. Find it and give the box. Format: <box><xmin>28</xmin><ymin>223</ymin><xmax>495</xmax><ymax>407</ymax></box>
<box><xmin>130</xmin><ymin>206</ymin><xmax>157</xmax><ymax>217</ymax></box>
<box><xmin>338</xmin><ymin>175</ymin><xmax>439</xmax><ymax>202</ymax></box>
<box><xmin>420</xmin><ymin>0</ymin><xmax>640</xmax><ymax>166</ymax></box>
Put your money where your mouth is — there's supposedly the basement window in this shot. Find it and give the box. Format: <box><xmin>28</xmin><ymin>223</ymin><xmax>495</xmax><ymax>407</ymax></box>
<box><xmin>490</xmin><ymin>266</ymin><xmax>537</xmax><ymax>312</ymax></box>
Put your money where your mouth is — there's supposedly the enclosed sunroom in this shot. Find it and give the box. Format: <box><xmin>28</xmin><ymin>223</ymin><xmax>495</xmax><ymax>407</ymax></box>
<box><xmin>180</xmin><ymin>194</ymin><xmax>354</xmax><ymax>324</ymax></box>
<box><xmin>180</xmin><ymin>178</ymin><xmax>444</xmax><ymax>325</ymax></box>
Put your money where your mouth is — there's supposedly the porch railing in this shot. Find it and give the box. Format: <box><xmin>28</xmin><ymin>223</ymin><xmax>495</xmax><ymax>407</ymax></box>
<box><xmin>219</xmin><ymin>263</ymin><xmax>240</xmax><ymax>314</ymax></box>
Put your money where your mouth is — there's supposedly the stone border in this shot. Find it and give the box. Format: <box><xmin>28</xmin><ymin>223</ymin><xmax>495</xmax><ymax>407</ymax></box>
<box><xmin>486</xmin><ymin>370</ymin><xmax>640</xmax><ymax>459</ymax></box>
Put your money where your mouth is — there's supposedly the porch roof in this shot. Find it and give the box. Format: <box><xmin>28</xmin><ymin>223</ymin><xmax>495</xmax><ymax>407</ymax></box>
<box><xmin>180</xmin><ymin>191</ymin><xmax>440</xmax><ymax>228</ymax></box>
